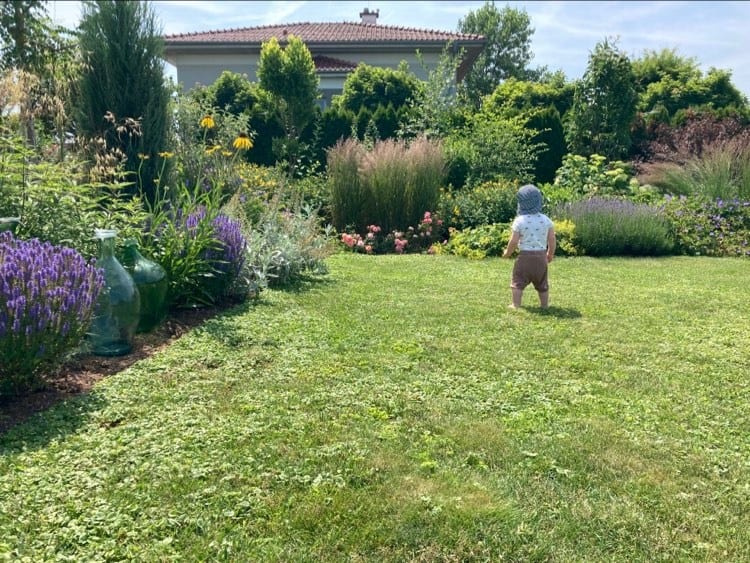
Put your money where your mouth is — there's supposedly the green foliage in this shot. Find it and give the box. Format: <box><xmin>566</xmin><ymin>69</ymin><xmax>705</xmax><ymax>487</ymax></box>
<box><xmin>443</xmin><ymin>112</ymin><xmax>539</xmax><ymax>189</ymax></box>
<box><xmin>74</xmin><ymin>0</ymin><xmax>171</xmax><ymax>202</ymax></box>
<box><xmin>633</xmin><ymin>49</ymin><xmax>748</xmax><ymax>118</ymax></box>
<box><xmin>327</xmin><ymin>137</ymin><xmax>445</xmax><ymax>234</ymax></box>
<box><xmin>444</xmin><ymin>222</ymin><xmax>510</xmax><ymax>259</ymax></box>
<box><xmin>458</xmin><ymin>2</ymin><xmax>535</xmax><ymax>105</ymax></box>
<box><xmin>445</xmin><ymin>218</ymin><xmax>577</xmax><ymax>259</ymax></box>
<box><xmin>169</xmin><ymin>95</ymin><xmax>251</xmax><ymax>196</ymax></box>
<box><xmin>484</xmin><ymin>77</ymin><xmax>575</xmax><ymax>119</ymax></box>
<box><xmin>552</xmin><ymin>218</ymin><xmax>578</xmax><ymax>256</ymax></box>
<box><xmin>0</xmin><ymin>2</ymin><xmax>78</xmax><ymax>150</ymax></box>
<box><xmin>663</xmin><ymin>196</ymin><xmax>750</xmax><ymax>256</ymax></box>
<box><xmin>553</xmin><ymin>197</ymin><xmax>674</xmax><ymax>256</ymax></box>
<box><xmin>240</xmin><ymin>198</ymin><xmax>333</xmax><ymax>287</ymax></box>
<box><xmin>553</xmin><ymin>153</ymin><xmax>639</xmax><ymax>200</ymax></box>
<box><xmin>566</xmin><ymin>38</ymin><xmax>638</xmax><ymax>160</ymax></box>
<box><xmin>400</xmin><ymin>46</ymin><xmax>469</xmax><ymax>139</ymax></box>
<box><xmin>0</xmin><ymin>0</ymin><xmax>56</xmax><ymax>73</ymax></box>
<box><xmin>334</xmin><ymin>62</ymin><xmax>423</xmax><ymax>116</ymax></box>
<box><xmin>313</xmin><ymin>105</ymin><xmax>354</xmax><ymax>165</ymax></box>
<box><xmin>438</xmin><ymin>179</ymin><xmax>519</xmax><ymax>230</ymax></box>
<box><xmin>0</xmin><ymin>128</ymin><xmax>145</xmax><ymax>257</ymax></box>
<box><xmin>190</xmin><ymin>72</ymin><xmax>284</xmax><ymax>167</ymax></box>
<box><xmin>138</xmin><ymin>183</ymin><xmax>225</xmax><ymax>308</ymax></box>
<box><xmin>525</xmin><ymin>105</ymin><xmax>567</xmax><ymax>184</ymax></box>
<box><xmin>258</xmin><ymin>35</ymin><xmax>318</xmax><ymax>137</ymax></box>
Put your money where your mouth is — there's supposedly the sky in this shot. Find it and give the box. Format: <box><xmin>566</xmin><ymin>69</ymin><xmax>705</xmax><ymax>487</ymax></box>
<box><xmin>48</xmin><ymin>0</ymin><xmax>750</xmax><ymax>97</ymax></box>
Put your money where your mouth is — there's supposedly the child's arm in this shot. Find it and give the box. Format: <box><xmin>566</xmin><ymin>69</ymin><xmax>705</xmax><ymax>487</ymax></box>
<box><xmin>546</xmin><ymin>227</ymin><xmax>556</xmax><ymax>263</ymax></box>
<box><xmin>502</xmin><ymin>230</ymin><xmax>520</xmax><ymax>258</ymax></box>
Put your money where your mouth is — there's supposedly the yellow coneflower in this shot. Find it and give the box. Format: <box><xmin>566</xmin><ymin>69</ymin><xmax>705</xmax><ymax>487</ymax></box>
<box><xmin>138</xmin><ymin>153</ymin><xmax>149</xmax><ymax>160</ymax></box>
<box><xmin>232</xmin><ymin>132</ymin><xmax>253</xmax><ymax>151</ymax></box>
<box><xmin>158</xmin><ymin>151</ymin><xmax>174</xmax><ymax>158</ymax></box>
<box><xmin>199</xmin><ymin>115</ymin><xmax>215</xmax><ymax>129</ymax></box>
<box><xmin>205</xmin><ymin>144</ymin><xmax>222</xmax><ymax>155</ymax></box>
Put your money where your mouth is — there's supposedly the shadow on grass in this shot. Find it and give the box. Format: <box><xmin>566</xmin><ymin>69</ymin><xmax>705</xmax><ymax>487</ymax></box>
<box><xmin>527</xmin><ymin>306</ymin><xmax>582</xmax><ymax>319</ymax></box>
<box><xmin>0</xmin><ymin>390</ymin><xmax>108</xmax><ymax>453</ymax></box>
<box><xmin>273</xmin><ymin>273</ymin><xmax>336</xmax><ymax>294</ymax></box>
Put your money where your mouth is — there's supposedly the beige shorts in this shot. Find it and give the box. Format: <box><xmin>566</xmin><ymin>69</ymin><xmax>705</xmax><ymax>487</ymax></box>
<box><xmin>511</xmin><ymin>251</ymin><xmax>549</xmax><ymax>292</ymax></box>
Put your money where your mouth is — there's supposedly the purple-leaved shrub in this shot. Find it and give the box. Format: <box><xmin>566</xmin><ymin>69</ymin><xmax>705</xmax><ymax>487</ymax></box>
<box><xmin>0</xmin><ymin>232</ymin><xmax>104</xmax><ymax>396</ymax></box>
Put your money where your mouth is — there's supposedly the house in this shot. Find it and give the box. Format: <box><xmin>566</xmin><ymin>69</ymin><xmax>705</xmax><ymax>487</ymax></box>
<box><xmin>163</xmin><ymin>7</ymin><xmax>485</xmax><ymax>107</ymax></box>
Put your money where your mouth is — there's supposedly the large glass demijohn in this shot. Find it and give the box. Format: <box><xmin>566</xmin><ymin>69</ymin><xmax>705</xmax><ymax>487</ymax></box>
<box><xmin>122</xmin><ymin>238</ymin><xmax>168</xmax><ymax>333</ymax></box>
<box><xmin>89</xmin><ymin>229</ymin><xmax>140</xmax><ymax>356</ymax></box>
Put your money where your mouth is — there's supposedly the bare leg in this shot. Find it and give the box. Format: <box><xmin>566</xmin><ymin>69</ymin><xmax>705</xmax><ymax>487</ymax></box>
<box><xmin>538</xmin><ymin>290</ymin><xmax>549</xmax><ymax>308</ymax></box>
<box><xmin>511</xmin><ymin>288</ymin><xmax>523</xmax><ymax>308</ymax></box>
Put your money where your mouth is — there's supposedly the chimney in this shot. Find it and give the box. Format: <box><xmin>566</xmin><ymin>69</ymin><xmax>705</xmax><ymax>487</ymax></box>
<box><xmin>359</xmin><ymin>7</ymin><xmax>379</xmax><ymax>24</ymax></box>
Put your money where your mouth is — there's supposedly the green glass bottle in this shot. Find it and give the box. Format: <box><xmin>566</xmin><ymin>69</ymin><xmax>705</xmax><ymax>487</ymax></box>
<box><xmin>89</xmin><ymin>229</ymin><xmax>140</xmax><ymax>356</ymax></box>
<box><xmin>0</xmin><ymin>217</ymin><xmax>20</xmax><ymax>234</ymax></box>
<box><xmin>122</xmin><ymin>238</ymin><xmax>168</xmax><ymax>333</ymax></box>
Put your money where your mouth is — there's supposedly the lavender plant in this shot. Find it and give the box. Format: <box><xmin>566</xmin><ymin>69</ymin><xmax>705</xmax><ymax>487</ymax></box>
<box><xmin>0</xmin><ymin>232</ymin><xmax>104</xmax><ymax>396</ymax></box>
<box><xmin>554</xmin><ymin>197</ymin><xmax>674</xmax><ymax>256</ymax></box>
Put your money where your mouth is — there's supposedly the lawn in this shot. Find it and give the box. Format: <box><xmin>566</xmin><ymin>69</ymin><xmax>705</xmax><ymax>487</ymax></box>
<box><xmin>1</xmin><ymin>254</ymin><xmax>749</xmax><ymax>561</ymax></box>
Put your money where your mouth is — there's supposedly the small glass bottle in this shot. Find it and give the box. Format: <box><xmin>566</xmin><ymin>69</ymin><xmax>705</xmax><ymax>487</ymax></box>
<box><xmin>89</xmin><ymin>229</ymin><xmax>141</xmax><ymax>356</ymax></box>
<box><xmin>0</xmin><ymin>217</ymin><xmax>20</xmax><ymax>234</ymax></box>
<box><xmin>122</xmin><ymin>238</ymin><xmax>168</xmax><ymax>333</ymax></box>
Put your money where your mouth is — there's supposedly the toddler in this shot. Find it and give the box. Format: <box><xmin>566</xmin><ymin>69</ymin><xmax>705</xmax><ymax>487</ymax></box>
<box><xmin>502</xmin><ymin>184</ymin><xmax>556</xmax><ymax>309</ymax></box>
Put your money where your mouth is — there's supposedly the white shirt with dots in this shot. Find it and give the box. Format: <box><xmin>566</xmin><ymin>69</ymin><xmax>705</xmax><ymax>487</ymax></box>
<box><xmin>511</xmin><ymin>213</ymin><xmax>554</xmax><ymax>251</ymax></box>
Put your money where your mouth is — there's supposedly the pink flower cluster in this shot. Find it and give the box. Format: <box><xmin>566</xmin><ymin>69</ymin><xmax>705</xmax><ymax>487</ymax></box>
<box><xmin>341</xmin><ymin>232</ymin><xmax>372</xmax><ymax>254</ymax></box>
<box><xmin>339</xmin><ymin>211</ymin><xmax>445</xmax><ymax>255</ymax></box>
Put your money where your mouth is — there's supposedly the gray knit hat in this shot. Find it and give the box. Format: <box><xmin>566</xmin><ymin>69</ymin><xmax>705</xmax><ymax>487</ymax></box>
<box><xmin>517</xmin><ymin>184</ymin><xmax>543</xmax><ymax>215</ymax></box>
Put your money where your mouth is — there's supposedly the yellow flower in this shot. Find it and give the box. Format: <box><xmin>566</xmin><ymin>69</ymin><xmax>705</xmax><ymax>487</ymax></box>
<box><xmin>158</xmin><ymin>151</ymin><xmax>174</xmax><ymax>158</ymax></box>
<box><xmin>232</xmin><ymin>132</ymin><xmax>253</xmax><ymax>151</ymax></box>
<box><xmin>138</xmin><ymin>153</ymin><xmax>149</xmax><ymax>160</ymax></box>
<box><xmin>199</xmin><ymin>115</ymin><xmax>215</xmax><ymax>129</ymax></box>
<box><xmin>205</xmin><ymin>144</ymin><xmax>222</xmax><ymax>155</ymax></box>
<box><xmin>221</xmin><ymin>150</ymin><xmax>233</xmax><ymax>157</ymax></box>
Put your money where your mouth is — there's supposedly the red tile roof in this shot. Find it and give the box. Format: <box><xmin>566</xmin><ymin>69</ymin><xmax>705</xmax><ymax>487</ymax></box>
<box><xmin>312</xmin><ymin>55</ymin><xmax>358</xmax><ymax>73</ymax></box>
<box><xmin>164</xmin><ymin>21</ymin><xmax>483</xmax><ymax>45</ymax></box>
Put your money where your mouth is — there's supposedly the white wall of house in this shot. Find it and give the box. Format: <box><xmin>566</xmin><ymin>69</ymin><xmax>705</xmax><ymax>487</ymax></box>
<box><xmin>171</xmin><ymin>49</ymin><xmax>442</xmax><ymax>93</ymax></box>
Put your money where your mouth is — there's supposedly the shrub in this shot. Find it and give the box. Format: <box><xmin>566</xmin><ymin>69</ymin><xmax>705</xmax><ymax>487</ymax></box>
<box><xmin>243</xmin><ymin>199</ymin><xmax>334</xmax><ymax>288</ymax></box>
<box><xmin>327</xmin><ymin>138</ymin><xmax>370</xmax><ymax>232</ymax></box>
<box><xmin>438</xmin><ymin>179</ymin><xmax>519</xmax><ymax>230</ymax></box>
<box><xmin>444</xmin><ymin>223</ymin><xmax>510</xmax><ymax>259</ymax></box>
<box><xmin>639</xmin><ymin>137</ymin><xmax>750</xmax><ymax>201</ymax></box>
<box><xmin>339</xmin><ymin>211</ymin><xmax>446</xmax><ymax>255</ymax></box>
<box><xmin>663</xmin><ymin>196</ymin><xmax>750</xmax><ymax>256</ymax></box>
<box><xmin>553</xmin><ymin>153</ymin><xmax>639</xmax><ymax>199</ymax></box>
<box><xmin>1</xmin><ymin>233</ymin><xmax>104</xmax><ymax>396</ymax></box>
<box><xmin>554</xmin><ymin>197</ymin><xmax>674</xmax><ymax>256</ymax></box>
<box><xmin>0</xmin><ymin>129</ymin><xmax>145</xmax><ymax>259</ymax></box>
<box><xmin>444</xmin><ymin>219</ymin><xmax>577</xmax><ymax>259</ymax></box>
<box><xmin>327</xmin><ymin>137</ymin><xmax>445</xmax><ymax>234</ymax></box>
<box><xmin>443</xmin><ymin>113</ymin><xmax>538</xmax><ymax>189</ymax></box>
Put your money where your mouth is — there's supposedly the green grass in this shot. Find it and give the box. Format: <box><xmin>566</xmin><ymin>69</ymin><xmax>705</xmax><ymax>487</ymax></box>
<box><xmin>2</xmin><ymin>254</ymin><xmax>749</xmax><ymax>561</ymax></box>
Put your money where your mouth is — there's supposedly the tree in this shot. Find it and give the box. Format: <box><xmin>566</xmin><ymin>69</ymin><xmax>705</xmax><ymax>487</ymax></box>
<box><xmin>257</xmin><ymin>35</ymin><xmax>319</xmax><ymax>174</ymax></box>
<box><xmin>1</xmin><ymin>1</ymin><xmax>77</xmax><ymax>149</ymax></box>
<box><xmin>565</xmin><ymin>38</ymin><xmax>638</xmax><ymax>160</ymax></box>
<box><xmin>458</xmin><ymin>2</ymin><xmax>534</xmax><ymax>105</ymax></box>
<box><xmin>0</xmin><ymin>0</ymin><xmax>49</xmax><ymax>73</ymax></box>
<box><xmin>400</xmin><ymin>46</ymin><xmax>469</xmax><ymax>139</ymax></box>
<box><xmin>74</xmin><ymin>0</ymin><xmax>171</xmax><ymax>200</ymax></box>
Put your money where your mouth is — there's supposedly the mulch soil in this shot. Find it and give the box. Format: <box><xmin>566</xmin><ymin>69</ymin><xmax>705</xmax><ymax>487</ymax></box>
<box><xmin>0</xmin><ymin>307</ymin><xmax>220</xmax><ymax>436</ymax></box>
